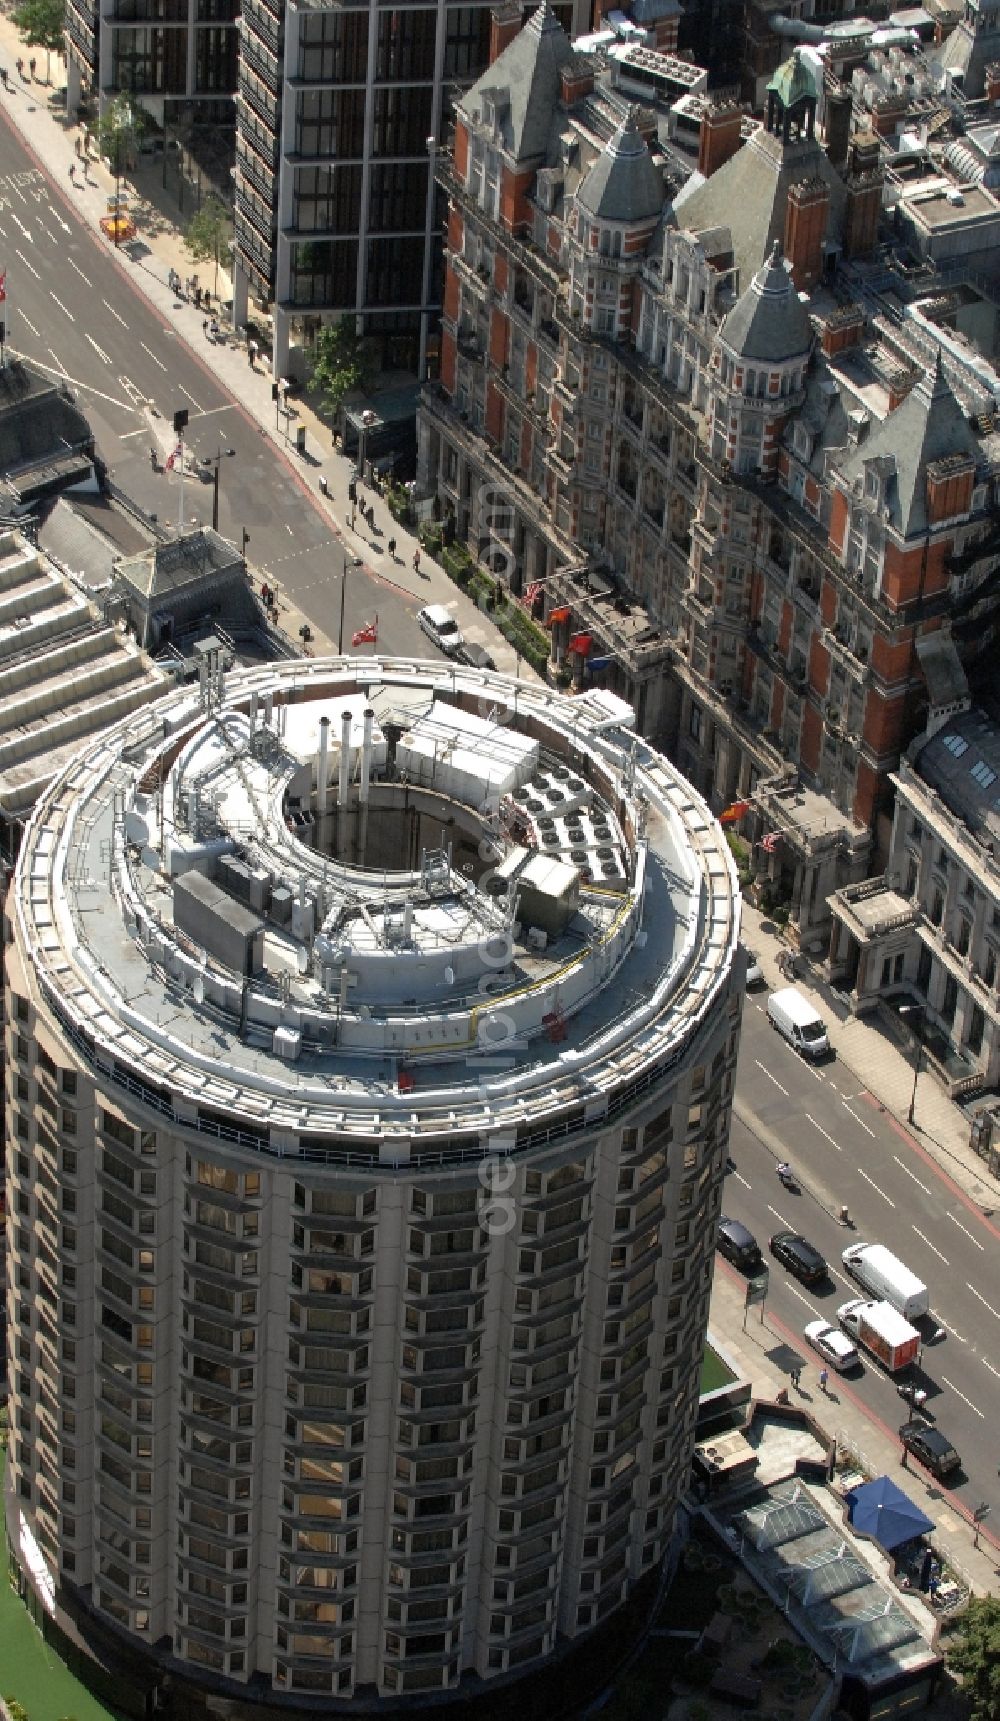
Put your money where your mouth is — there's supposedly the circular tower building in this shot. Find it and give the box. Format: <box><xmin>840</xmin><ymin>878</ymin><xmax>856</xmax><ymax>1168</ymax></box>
<box><xmin>4</xmin><ymin>657</ymin><xmax>741</xmax><ymax>1708</ymax></box>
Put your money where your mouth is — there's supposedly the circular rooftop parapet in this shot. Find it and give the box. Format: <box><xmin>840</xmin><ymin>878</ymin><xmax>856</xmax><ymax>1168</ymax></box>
<box><xmin>14</xmin><ymin>657</ymin><xmax>739</xmax><ymax>1168</ymax></box>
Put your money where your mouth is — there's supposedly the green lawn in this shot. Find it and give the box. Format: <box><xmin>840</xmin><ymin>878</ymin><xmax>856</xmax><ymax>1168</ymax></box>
<box><xmin>700</xmin><ymin>1342</ymin><xmax>737</xmax><ymax>1395</ymax></box>
<box><xmin>0</xmin><ymin>1457</ymin><xmax>121</xmax><ymax>1721</ymax></box>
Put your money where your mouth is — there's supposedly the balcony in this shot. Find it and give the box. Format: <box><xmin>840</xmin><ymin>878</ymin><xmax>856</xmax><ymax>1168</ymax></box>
<box><xmin>435</xmin><ymin>157</ymin><xmax>562</xmax><ymax>294</ymax></box>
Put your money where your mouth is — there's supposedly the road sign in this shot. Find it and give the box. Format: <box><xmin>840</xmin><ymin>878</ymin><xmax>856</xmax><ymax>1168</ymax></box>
<box><xmin>107</xmin><ymin>194</ymin><xmax>128</xmax><ymax>209</ymax></box>
<box><xmin>973</xmin><ymin>1503</ymin><xmax>991</xmax><ymax>1523</ymax></box>
<box><xmin>743</xmin><ymin>1268</ymin><xmax>769</xmax><ymax>1328</ymax></box>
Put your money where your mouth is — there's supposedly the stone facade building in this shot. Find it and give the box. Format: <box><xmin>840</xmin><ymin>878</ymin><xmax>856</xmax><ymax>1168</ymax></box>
<box><xmin>418</xmin><ymin>8</ymin><xmax>1000</xmax><ymax>938</ymax></box>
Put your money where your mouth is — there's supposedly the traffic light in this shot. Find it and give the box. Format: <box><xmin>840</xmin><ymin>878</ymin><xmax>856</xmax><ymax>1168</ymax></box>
<box><xmin>271</xmin><ymin>382</ymin><xmax>279</xmax><ymax>401</ymax></box>
<box><xmin>173</xmin><ymin>407</ymin><xmax>189</xmax><ymax>436</ymax></box>
<box><xmin>348</xmin><ymin>480</ymin><xmax>357</xmax><ymax>504</ymax></box>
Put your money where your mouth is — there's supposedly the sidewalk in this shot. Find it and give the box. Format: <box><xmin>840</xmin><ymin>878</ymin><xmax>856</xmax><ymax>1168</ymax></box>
<box><xmin>710</xmin><ymin>1264</ymin><xmax>1000</xmax><ymax>1594</ymax></box>
<box><xmin>740</xmin><ymin>895</ymin><xmax>1000</xmax><ymax>1213</ymax></box>
<box><xmin>0</xmin><ymin>35</ymin><xmax>538</xmax><ymax>681</ymax></box>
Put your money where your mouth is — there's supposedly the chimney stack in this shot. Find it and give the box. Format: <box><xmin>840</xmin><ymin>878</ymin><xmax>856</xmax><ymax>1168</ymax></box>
<box><xmin>783</xmin><ymin>177</ymin><xmax>829</xmax><ymax>291</ymax></box>
<box><xmin>825</xmin><ymin>85</ymin><xmax>852</xmax><ymax>171</ymax></box>
<box><xmin>697</xmin><ymin>103</ymin><xmax>744</xmax><ymax>178</ymax></box>
<box><xmin>489</xmin><ymin>0</ymin><xmax>522</xmax><ymax>64</ymax></box>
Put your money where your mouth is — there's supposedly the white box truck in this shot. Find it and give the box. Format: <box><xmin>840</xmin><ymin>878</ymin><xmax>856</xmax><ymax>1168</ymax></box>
<box><xmin>842</xmin><ymin>1242</ymin><xmax>929</xmax><ymax>1321</ymax></box>
<box><xmin>766</xmin><ymin>987</ymin><xmax>830</xmax><ymax>1059</ymax></box>
<box><xmin>837</xmin><ymin>1299</ymin><xmax>921</xmax><ymax>1372</ymax></box>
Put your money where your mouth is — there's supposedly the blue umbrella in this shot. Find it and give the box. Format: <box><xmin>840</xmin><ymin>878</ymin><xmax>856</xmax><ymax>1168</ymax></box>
<box><xmin>845</xmin><ymin>1475</ymin><xmax>935</xmax><ymax>1551</ymax></box>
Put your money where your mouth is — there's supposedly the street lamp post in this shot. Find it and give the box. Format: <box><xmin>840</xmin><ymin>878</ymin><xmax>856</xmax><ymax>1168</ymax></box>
<box><xmin>900</xmin><ymin>1003</ymin><xmax>925</xmax><ymax>1125</ymax></box>
<box><xmin>338</xmin><ymin>550</ymin><xmax>363</xmax><ymax>653</ymax></box>
<box><xmin>202</xmin><ymin>447</ymin><xmax>236</xmax><ymax>531</ymax></box>
<box><xmin>357</xmin><ymin>408</ymin><xmax>378</xmax><ymax>484</ymax></box>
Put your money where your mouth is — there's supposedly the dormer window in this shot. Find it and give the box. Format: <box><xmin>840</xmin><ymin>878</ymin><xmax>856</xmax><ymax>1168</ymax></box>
<box><xmin>865</xmin><ymin>469</ymin><xmax>879</xmax><ymax>500</ymax></box>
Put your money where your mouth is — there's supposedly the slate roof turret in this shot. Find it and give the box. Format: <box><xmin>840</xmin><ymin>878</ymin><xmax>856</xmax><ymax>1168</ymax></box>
<box><xmin>576</xmin><ymin>111</ymin><xmax>667</xmax><ymax>224</ymax></box>
<box><xmin>460</xmin><ymin>1</ymin><xmax>574</xmax><ymax>164</ymax></box>
<box><xmin>718</xmin><ymin>241</ymin><xmax>813</xmax><ymax>364</ymax></box>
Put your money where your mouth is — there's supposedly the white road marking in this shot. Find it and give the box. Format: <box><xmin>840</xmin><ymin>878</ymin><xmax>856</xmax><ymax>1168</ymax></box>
<box><xmin>941</xmin><ymin>1374</ymin><xmax>985</xmax><ymax>1420</ymax></box>
<box><xmin>19</xmin><ymin>313</ymin><xmax>40</xmax><ymax>338</ymax></box>
<box><xmin>840</xmin><ymin>1100</ymin><xmax>876</xmax><ymax>1137</ymax></box>
<box><xmin>946</xmin><ymin>1212</ymin><xmax>986</xmax><ymax>1252</ymax></box>
<box><xmin>177</xmin><ymin>383</ymin><xmax>203</xmax><ymax>410</ymax></box>
<box><xmin>966</xmin><ymin>1283</ymin><xmax>1000</xmax><ymax>1323</ymax></box>
<box><xmin>911</xmin><ymin>1226</ymin><xmax>948</xmax><ymax>1265</ymax></box>
<box><xmin>50</xmin><ymin>292</ymin><xmax>75</xmax><ymax>322</ymax></box>
<box><xmin>11</xmin><ymin>349</ymin><xmax>135</xmax><ymax>407</ymax></box>
<box><xmin>104</xmin><ymin>299</ymin><xmax>129</xmax><ymax>328</ymax></box>
<box><xmin>857</xmin><ymin>1168</ymin><xmax>895</xmax><ymax>1207</ymax></box>
<box><xmin>193</xmin><ymin>403</ymin><xmax>236</xmax><ymax>419</ymax></box>
<box><xmin>52</xmin><ymin>211</ymin><xmax>72</xmax><ymax>235</ymax></box>
<box><xmin>805</xmin><ymin>1113</ymin><xmax>840</xmax><ymax>1150</ymax></box>
<box><xmin>141</xmin><ymin>341</ymin><xmax>167</xmax><ymax>372</ymax></box>
<box><xmin>15</xmin><ymin>247</ymin><xmax>40</xmax><ymax>278</ymax></box>
<box><xmin>119</xmin><ymin>428</ymin><xmax>149</xmax><ymax>440</ymax></box>
<box><xmin>755</xmin><ymin>1060</ymin><xmax>789</xmax><ymax>1096</ymax></box>
<box><xmin>86</xmin><ymin>334</ymin><xmax>111</xmax><ymax>364</ymax></box>
<box><xmin>983</xmin><ymin>1359</ymin><xmax>1000</xmax><ymax>1380</ymax></box>
<box><xmin>8</xmin><ymin>210</ymin><xmax>32</xmax><ymax>239</ymax></box>
<box><xmin>785</xmin><ymin>1284</ymin><xmax>817</xmax><ymax>1313</ymax></box>
<box><xmin>894</xmin><ymin>1157</ymin><xmax>931</xmax><ymax>1195</ymax></box>
<box><xmin>767</xmin><ymin>1205</ymin><xmax>790</xmax><ymax>1226</ymax></box>
<box><xmin>285</xmin><ymin>523</ymin><xmax>294</xmax><ymax>534</ymax></box>
<box><xmin>68</xmin><ymin>257</ymin><xmax>92</xmax><ymax>285</ymax></box>
<box><xmin>733</xmin><ymin>1172</ymin><xmax>752</xmax><ymax>1190</ymax></box>
<box><xmin>47</xmin><ymin>346</ymin><xmax>68</xmax><ymax>376</ymax></box>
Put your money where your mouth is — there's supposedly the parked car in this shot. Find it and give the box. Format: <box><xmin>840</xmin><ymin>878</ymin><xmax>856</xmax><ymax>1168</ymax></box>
<box><xmin>458</xmin><ymin>641</ymin><xmax>496</xmax><ymax>671</ymax></box>
<box><xmin>769</xmin><ymin>1230</ymin><xmax>828</xmax><ymax>1286</ymax></box>
<box><xmin>717</xmin><ymin>1217</ymin><xmax>763</xmax><ymax>1273</ymax></box>
<box><xmin>417</xmin><ymin>604</ymin><xmax>464</xmax><ymax>656</ymax></box>
<box><xmin>898</xmin><ymin>1420</ymin><xmax>961</xmax><ymax>1480</ymax></box>
<box><xmin>744</xmin><ymin>948</ymin><xmax>765</xmax><ymax>989</ymax></box>
<box><xmin>804</xmin><ymin>1319</ymin><xmax>860</xmax><ymax>1373</ymax></box>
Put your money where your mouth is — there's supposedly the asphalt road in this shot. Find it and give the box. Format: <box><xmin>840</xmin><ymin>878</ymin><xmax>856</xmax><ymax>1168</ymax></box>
<box><xmin>728</xmin><ymin>988</ymin><xmax>1000</xmax><ymax>1519</ymax></box>
<box><xmin>0</xmin><ymin>117</ymin><xmax>426</xmax><ymax>658</ymax></box>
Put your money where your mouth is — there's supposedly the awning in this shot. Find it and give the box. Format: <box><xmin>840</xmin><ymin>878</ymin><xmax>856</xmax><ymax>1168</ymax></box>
<box><xmin>845</xmin><ymin>1475</ymin><xmax>934</xmax><ymax>1550</ymax></box>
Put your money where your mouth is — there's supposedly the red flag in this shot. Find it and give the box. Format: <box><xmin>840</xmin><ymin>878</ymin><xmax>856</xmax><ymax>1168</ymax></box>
<box><xmin>720</xmin><ymin>799</ymin><xmax>750</xmax><ymax>825</ymax></box>
<box><xmin>352</xmin><ymin>615</ymin><xmax>378</xmax><ymax>646</ymax></box>
<box><xmin>164</xmin><ymin>442</ymin><xmax>182</xmax><ymax>472</ymax></box>
<box><xmin>568</xmin><ymin>632</ymin><xmax>592</xmax><ymax>656</ymax></box>
<box><xmin>760</xmin><ymin>831</ymin><xmax>782</xmax><ymax>853</ymax></box>
<box><xmin>0</xmin><ymin>271</ymin><xmax>6</xmax><ymax>304</ymax></box>
<box><xmin>548</xmin><ymin>604</ymin><xmax>571</xmax><ymax>626</ymax></box>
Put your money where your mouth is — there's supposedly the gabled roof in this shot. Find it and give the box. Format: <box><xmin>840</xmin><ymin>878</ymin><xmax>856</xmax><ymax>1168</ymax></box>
<box><xmin>460</xmin><ymin>1</ymin><xmax>574</xmax><ymax>164</ymax></box>
<box><xmin>673</xmin><ymin>125</ymin><xmax>846</xmax><ymax>298</ymax></box>
<box><xmin>576</xmin><ymin>113</ymin><xmax>666</xmax><ymax>223</ymax></box>
<box><xmin>835</xmin><ymin>354</ymin><xmax>982</xmax><ymax>537</ymax></box>
<box><xmin>718</xmin><ymin>241</ymin><xmax>813</xmax><ymax>363</ymax></box>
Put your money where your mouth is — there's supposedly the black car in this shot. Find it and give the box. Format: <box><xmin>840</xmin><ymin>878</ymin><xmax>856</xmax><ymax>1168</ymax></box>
<box><xmin>769</xmin><ymin>1230</ymin><xmax>828</xmax><ymax>1286</ymax></box>
<box><xmin>718</xmin><ymin>1217</ymin><xmax>763</xmax><ymax>1273</ymax></box>
<box><xmin>898</xmin><ymin>1420</ymin><xmax>961</xmax><ymax>1480</ymax></box>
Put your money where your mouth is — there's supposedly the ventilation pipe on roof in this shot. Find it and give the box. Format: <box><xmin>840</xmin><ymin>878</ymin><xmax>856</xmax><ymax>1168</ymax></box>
<box><xmin>317</xmin><ymin>716</ymin><xmax>330</xmax><ymax>815</ymax></box>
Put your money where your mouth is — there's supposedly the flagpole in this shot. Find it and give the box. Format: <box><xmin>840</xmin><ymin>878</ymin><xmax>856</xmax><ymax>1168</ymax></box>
<box><xmin>178</xmin><ymin>437</ymin><xmax>185</xmax><ymax>532</ymax></box>
<box><xmin>0</xmin><ymin>268</ymin><xmax>7</xmax><ymax>369</ymax></box>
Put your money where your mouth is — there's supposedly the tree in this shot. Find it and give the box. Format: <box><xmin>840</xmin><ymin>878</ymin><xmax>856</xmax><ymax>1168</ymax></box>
<box><xmin>184</xmin><ymin>196</ymin><xmax>232</xmax><ymax>298</ymax></box>
<box><xmin>94</xmin><ymin>94</ymin><xmax>146</xmax><ymax>245</ymax></box>
<box><xmin>308</xmin><ymin>316</ymin><xmax>377</xmax><ymax>417</ymax></box>
<box><xmin>12</xmin><ymin>0</ymin><xmax>64</xmax><ymax>85</ymax></box>
<box><xmin>947</xmin><ymin>1596</ymin><xmax>1000</xmax><ymax>1721</ymax></box>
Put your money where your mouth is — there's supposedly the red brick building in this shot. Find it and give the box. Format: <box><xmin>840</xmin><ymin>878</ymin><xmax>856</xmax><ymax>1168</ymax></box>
<box><xmin>419</xmin><ymin>8</ymin><xmax>1000</xmax><ymax>938</ymax></box>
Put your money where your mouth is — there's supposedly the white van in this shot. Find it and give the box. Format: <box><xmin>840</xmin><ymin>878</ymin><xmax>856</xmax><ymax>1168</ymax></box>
<box><xmin>842</xmin><ymin>1242</ymin><xmax>929</xmax><ymax>1321</ymax></box>
<box><xmin>766</xmin><ymin>986</ymin><xmax>830</xmax><ymax>1060</ymax></box>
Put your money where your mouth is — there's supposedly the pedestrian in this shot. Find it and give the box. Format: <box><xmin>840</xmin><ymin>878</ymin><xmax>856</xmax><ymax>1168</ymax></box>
<box><xmin>413</xmin><ymin>549</ymin><xmax>420</xmax><ymax>574</ymax></box>
<box><xmin>68</xmin><ymin>163</ymin><xmax>76</xmax><ymax>185</ymax></box>
<box><xmin>0</xmin><ymin>67</ymin><xmax>8</xmax><ymax>91</ymax></box>
<box><xmin>16</xmin><ymin>56</ymin><xmax>24</xmax><ymax>79</ymax></box>
<box><xmin>819</xmin><ymin>1368</ymin><xmax>829</xmax><ymax>1394</ymax></box>
<box><xmin>150</xmin><ymin>446</ymin><xmax>158</xmax><ymax>471</ymax></box>
<box><xmin>387</xmin><ymin>537</ymin><xmax>396</xmax><ymax>561</ymax></box>
<box><xmin>194</xmin><ymin>286</ymin><xmax>202</xmax><ymax>309</ymax></box>
<box><xmin>248</xmin><ymin>340</ymin><xmax>257</xmax><ymax>368</ymax></box>
<box><xmin>209</xmin><ymin>319</ymin><xmax>220</xmax><ymax>342</ymax></box>
<box><xmin>790</xmin><ymin>1366</ymin><xmax>801</xmax><ymax>1390</ymax></box>
<box><xmin>75</xmin><ymin>134</ymin><xmax>82</xmax><ymax>158</ymax></box>
<box><xmin>28</xmin><ymin>56</ymin><xmax>36</xmax><ymax>79</ymax></box>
